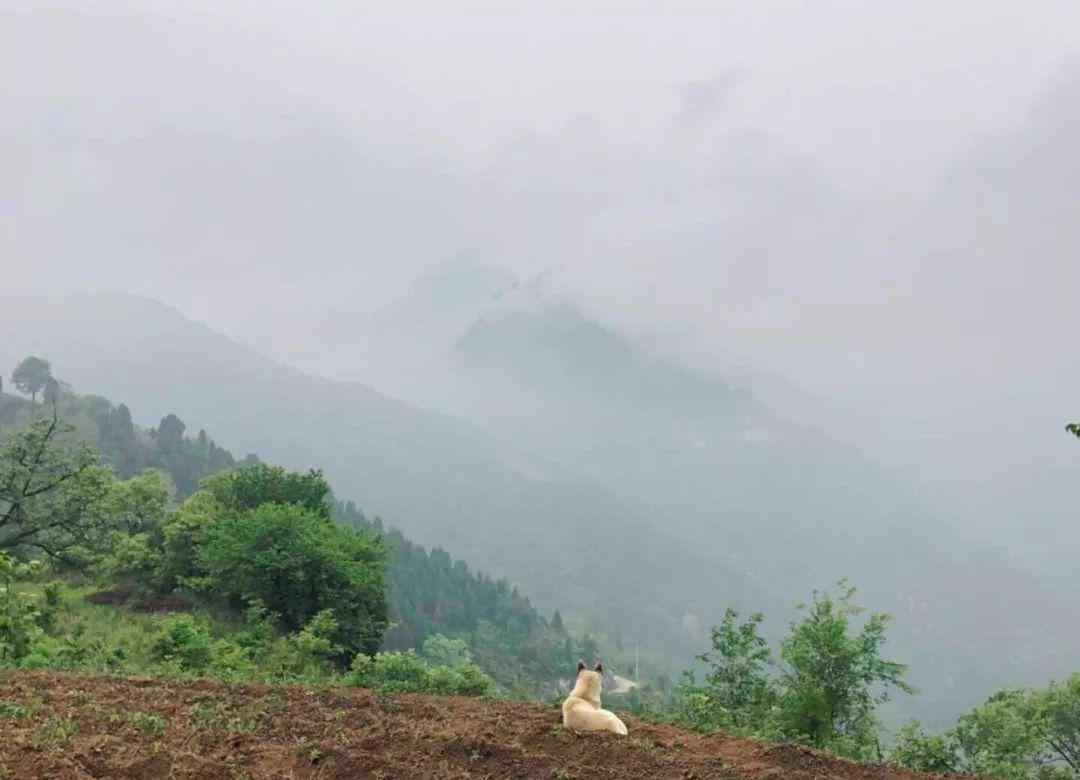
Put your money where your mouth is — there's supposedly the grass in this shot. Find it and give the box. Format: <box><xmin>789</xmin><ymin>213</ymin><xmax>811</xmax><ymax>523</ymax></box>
<box><xmin>15</xmin><ymin>581</ymin><xmax>166</xmax><ymax>671</ymax></box>
<box><xmin>130</xmin><ymin>711</ymin><xmax>168</xmax><ymax>736</ymax></box>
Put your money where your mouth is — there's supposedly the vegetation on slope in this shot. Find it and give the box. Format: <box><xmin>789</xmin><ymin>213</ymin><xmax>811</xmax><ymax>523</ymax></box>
<box><xmin>2</xmin><ymin>356</ymin><xmax>1079</xmax><ymax>779</ymax></box>
<box><xmin>0</xmin><ymin>356</ymin><xmax>600</xmax><ymax>697</ymax></box>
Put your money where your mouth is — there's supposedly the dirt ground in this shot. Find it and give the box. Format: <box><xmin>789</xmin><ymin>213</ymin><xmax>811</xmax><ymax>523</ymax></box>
<box><xmin>0</xmin><ymin>671</ymin><xmax>976</xmax><ymax>779</ymax></box>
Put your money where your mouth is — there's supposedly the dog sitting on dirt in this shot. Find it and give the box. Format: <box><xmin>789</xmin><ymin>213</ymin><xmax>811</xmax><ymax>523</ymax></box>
<box><xmin>561</xmin><ymin>660</ymin><xmax>628</xmax><ymax>736</ymax></box>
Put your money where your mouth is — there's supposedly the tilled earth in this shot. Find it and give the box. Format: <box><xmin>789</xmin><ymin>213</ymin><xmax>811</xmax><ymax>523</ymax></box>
<box><xmin>0</xmin><ymin>671</ymin><xmax>975</xmax><ymax>779</ymax></box>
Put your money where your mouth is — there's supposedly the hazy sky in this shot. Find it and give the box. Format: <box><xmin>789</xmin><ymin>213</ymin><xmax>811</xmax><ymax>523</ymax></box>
<box><xmin>4</xmin><ymin>1</ymin><xmax>1079</xmax><ymax>415</ymax></box>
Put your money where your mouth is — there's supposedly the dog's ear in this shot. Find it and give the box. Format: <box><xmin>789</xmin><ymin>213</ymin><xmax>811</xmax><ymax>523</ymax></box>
<box><xmin>577</xmin><ymin>660</ymin><xmax>586</xmax><ymax>672</ymax></box>
<box><xmin>594</xmin><ymin>661</ymin><xmax>604</xmax><ymax>673</ymax></box>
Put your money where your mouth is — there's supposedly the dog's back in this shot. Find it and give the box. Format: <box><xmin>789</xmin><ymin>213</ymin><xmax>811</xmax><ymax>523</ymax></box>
<box><xmin>561</xmin><ymin>662</ymin><xmax>628</xmax><ymax>736</ymax></box>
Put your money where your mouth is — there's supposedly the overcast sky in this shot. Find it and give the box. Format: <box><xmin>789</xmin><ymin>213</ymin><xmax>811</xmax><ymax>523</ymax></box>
<box><xmin>4</xmin><ymin>1</ymin><xmax>1079</xmax><ymax>420</ymax></box>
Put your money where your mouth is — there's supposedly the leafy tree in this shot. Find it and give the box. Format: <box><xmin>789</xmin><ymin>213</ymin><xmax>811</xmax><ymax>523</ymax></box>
<box><xmin>202</xmin><ymin>463</ymin><xmax>331</xmax><ymax>519</ymax></box>
<box><xmin>890</xmin><ymin>721</ymin><xmax>961</xmax><ymax>773</ymax></box>
<box><xmin>697</xmin><ymin>608</ymin><xmax>777</xmax><ymax>730</ymax></box>
<box><xmin>1033</xmin><ymin>675</ymin><xmax>1080</xmax><ymax>776</ymax></box>
<box><xmin>776</xmin><ymin>580</ymin><xmax>912</xmax><ymax>756</ymax></box>
<box><xmin>11</xmin><ymin>357</ymin><xmax>52</xmax><ymax>403</ymax></box>
<box><xmin>421</xmin><ymin>633</ymin><xmax>473</xmax><ymax>668</ymax></box>
<box><xmin>101</xmin><ymin>470</ymin><xmax>173</xmax><ymax>535</ymax></box>
<box><xmin>159</xmin><ymin>490</ymin><xmax>221</xmax><ymax>591</ymax></box>
<box><xmin>941</xmin><ymin>679</ymin><xmax>1080</xmax><ymax>779</ymax></box>
<box><xmin>1067</xmin><ymin>423</ymin><xmax>1079</xmax><ymax>440</ymax></box>
<box><xmin>952</xmin><ymin>690</ymin><xmax>1048</xmax><ymax>779</ymax></box>
<box><xmin>0</xmin><ymin>412</ymin><xmax>115</xmax><ymax>562</ymax></box>
<box><xmin>194</xmin><ymin>503</ymin><xmax>388</xmax><ymax>657</ymax></box>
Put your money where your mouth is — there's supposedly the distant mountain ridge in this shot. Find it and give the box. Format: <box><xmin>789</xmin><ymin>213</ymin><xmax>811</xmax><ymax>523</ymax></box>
<box><xmin>0</xmin><ymin>291</ymin><xmax>771</xmax><ymax>667</ymax></box>
<box><xmin>4</xmin><ymin>287</ymin><xmax>1077</xmax><ymax>728</ymax></box>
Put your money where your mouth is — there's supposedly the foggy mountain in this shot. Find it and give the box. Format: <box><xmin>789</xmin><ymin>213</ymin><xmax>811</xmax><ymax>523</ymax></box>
<box><xmin>309</xmin><ymin>265</ymin><xmax>1080</xmax><ymax>726</ymax></box>
<box><xmin>0</xmin><ymin>290</ymin><xmax>773</xmax><ymax>662</ymax></box>
<box><xmin>4</xmin><ymin>289</ymin><xmax>1075</xmax><ymax>726</ymax></box>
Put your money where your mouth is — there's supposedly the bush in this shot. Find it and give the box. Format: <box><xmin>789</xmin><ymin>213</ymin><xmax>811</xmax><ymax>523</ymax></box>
<box><xmin>207</xmin><ymin>639</ymin><xmax>255</xmax><ymax>681</ymax></box>
<box><xmin>0</xmin><ymin>553</ymin><xmax>44</xmax><ymax>665</ymax></box>
<box><xmin>194</xmin><ymin>503</ymin><xmax>388</xmax><ymax>657</ymax></box>
<box><xmin>97</xmin><ymin>533</ymin><xmax>164</xmax><ymax>593</ymax></box>
<box><xmin>201</xmin><ymin>463</ymin><xmax>331</xmax><ymax>518</ymax></box>
<box><xmin>151</xmin><ymin>615</ymin><xmax>213</xmax><ymax>671</ymax></box>
<box><xmin>288</xmin><ymin>610</ymin><xmax>343</xmax><ymax>663</ymax></box>
<box><xmin>421</xmin><ymin>633</ymin><xmax>473</xmax><ymax>668</ymax></box>
<box><xmin>890</xmin><ymin>721</ymin><xmax>960</xmax><ymax>773</ymax></box>
<box><xmin>348</xmin><ymin>650</ymin><xmax>493</xmax><ymax>696</ymax></box>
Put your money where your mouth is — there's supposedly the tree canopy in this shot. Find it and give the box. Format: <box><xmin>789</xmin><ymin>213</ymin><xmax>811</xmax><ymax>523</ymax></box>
<box><xmin>0</xmin><ymin>411</ymin><xmax>114</xmax><ymax>562</ymax></box>
<box><xmin>11</xmin><ymin>357</ymin><xmax>52</xmax><ymax>403</ymax></box>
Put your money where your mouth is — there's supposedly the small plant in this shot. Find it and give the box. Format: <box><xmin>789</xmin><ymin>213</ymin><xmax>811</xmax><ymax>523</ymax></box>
<box><xmin>0</xmin><ymin>701</ymin><xmax>27</xmax><ymax>720</ymax></box>
<box><xmin>130</xmin><ymin>711</ymin><xmax>168</xmax><ymax>736</ymax></box>
<box><xmin>191</xmin><ymin>701</ymin><xmax>223</xmax><ymax>729</ymax></box>
<box><xmin>32</xmin><ymin>715</ymin><xmax>78</xmax><ymax>751</ymax></box>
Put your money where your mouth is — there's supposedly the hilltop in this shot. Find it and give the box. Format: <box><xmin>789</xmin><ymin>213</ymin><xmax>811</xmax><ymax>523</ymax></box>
<box><xmin>0</xmin><ymin>671</ymin><xmax>970</xmax><ymax>780</ymax></box>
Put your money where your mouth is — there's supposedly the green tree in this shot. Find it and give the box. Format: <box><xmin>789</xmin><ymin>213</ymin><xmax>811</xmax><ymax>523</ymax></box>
<box><xmin>195</xmin><ymin>503</ymin><xmax>388</xmax><ymax>657</ymax></box>
<box><xmin>12</xmin><ymin>356</ymin><xmax>52</xmax><ymax>403</ymax></box>
<box><xmin>0</xmin><ymin>411</ymin><xmax>115</xmax><ymax>562</ymax></box>
<box><xmin>776</xmin><ymin>580</ymin><xmax>912</xmax><ymax>756</ymax></box>
<box><xmin>102</xmin><ymin>470</ymin><xmax>173</xmax><ymax>535</ymax></box>
<box><xmin>1067</xmin><ymin>423</ymin><xmax>1079</xmax><ymax>439</ymax></box>
<box><xmin>1032</xmin><ymin>675</ymin><xmax>1080</xmax><ymax>776</ymax></box>
<box><xmin>894</xmin><ymin>677</ymin><xmax>1080</xmax><ymax>779</ymax></box>
<box><xmin>421</xmin><ymin>633</ymin><xmax>473</xmax><ymax>668</ymax></box>
<box><xmin>952</xmin><ymin>690</ymin><xmax>1046</xmax><ymax>780</ymax></box>
<box><xmin>159</xmin><ymin>490</ymin><xmax>221</xmax><ymax>591</ymax></box>
<box><xmin>890</xmin><ymin>721</ymin><xmax>961</xmax><ymax>773</ymax></box>
<box><xmin>156</xmin><ymin>414</ymin><xmax>186</xmax><ymax>453</ymax></box>
<box><xmin>202</xmin><ymin>463</ymin><xmax>331</xmax><ymax>519</ymax></box>
<box><xmin>697</xmin><ymin>608</ymin><xmax>776</xmax><ymax>730</ymax></box>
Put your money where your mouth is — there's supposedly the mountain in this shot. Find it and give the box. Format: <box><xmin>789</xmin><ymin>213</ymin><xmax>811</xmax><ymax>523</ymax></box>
<box><xmin>378</xmin><ymin>284</ymin><xmax>1080</xmax><ymax>727</ymax></box>
<box><xmin>0</xmin><ymin>291</ymin><xmax>771</xmax><ymax>665</ymax></box>
<box><xmin>5</xmin><ymin>289</ymin><xmax>1077</xmax><ymax>727</ymax></box>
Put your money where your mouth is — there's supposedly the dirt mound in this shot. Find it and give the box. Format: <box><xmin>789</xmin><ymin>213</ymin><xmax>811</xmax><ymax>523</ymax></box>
<box><xmin>0</xmin><ymin>671</ymin><xmax>973</xmax><ymax>779</ymax></box>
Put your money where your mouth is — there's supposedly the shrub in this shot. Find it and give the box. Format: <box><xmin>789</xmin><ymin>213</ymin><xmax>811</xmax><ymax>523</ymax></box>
<box><xmin>421</xmin><ymin>633</ymin><xmax>473</xmax><ymax>668</ymax></box>
<box><xmin>0</xmin><ymin>553</ymin><xmax>43</xmax><ymax>665</ymax></box>
<box><xmin>195</xmin><ymin>503</ymin><xmax>388</xmax><ymax>657</ymax></box>
<box><xmin>288</xmin><ymin>610</ymin><xmax>343</xmax><ymax>663</ymax></box>
<box><xmin>348</xmin><ymin>650</ymin><xmax>493</xmax><ymax>696</ymax></box>
<box><xmin>151</xmin><ymin>615</ymin><xmax>213</xmax><ymax>671</ymax></box>
<box><xmin>890</xmin><ymin>721</ymin><xmax>960</xmax><ymax>773</ymax></box>
<box><xmin>97</xmin><ymin>533</ymin><xmax>164</xmax><ymax>593</ymax></box>
<box><xmin>207</xmin><ymin>639</ymin><xmax>255</xmax><ymax>681</ymax></box>
<box><xmin>200</xmin><ymin>463</ymin><xmax>332</xmax><ymax>519</ymax></box>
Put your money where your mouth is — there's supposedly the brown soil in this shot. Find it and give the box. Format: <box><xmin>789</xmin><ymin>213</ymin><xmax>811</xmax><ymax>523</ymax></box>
<box><xmin>85</xmin><ymin>588</ymin><xmax>193</xmax><ymax>613</ymax></box>
<box><xmin>0</xmin><ymin>671</ymin><xmax>975</xmax><ymax>779</ymax></box>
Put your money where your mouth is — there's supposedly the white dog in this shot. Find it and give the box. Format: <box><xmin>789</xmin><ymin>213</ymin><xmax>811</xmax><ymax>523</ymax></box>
<box><xmin>561</xmin><ymin>661</ymin><xmax>628</xmax><ymax>736</ymax></box>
